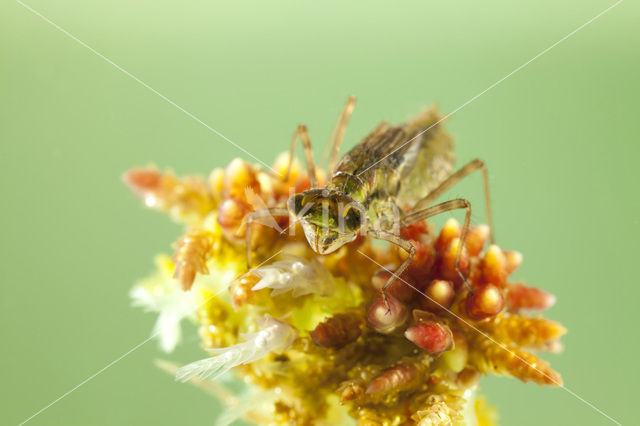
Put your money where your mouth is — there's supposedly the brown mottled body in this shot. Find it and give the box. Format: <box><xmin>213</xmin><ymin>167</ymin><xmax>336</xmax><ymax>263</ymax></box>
<box><xmin>264</xmin><ymin>97</ymin><xmax>496</xmax><ymax>310</ymax></box>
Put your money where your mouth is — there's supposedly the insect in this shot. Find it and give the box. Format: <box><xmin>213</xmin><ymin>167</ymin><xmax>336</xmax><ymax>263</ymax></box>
<box><xmin>245</xmin><ymin>96</ymin><xmax>494</xmax><ymax>310</ymax></box>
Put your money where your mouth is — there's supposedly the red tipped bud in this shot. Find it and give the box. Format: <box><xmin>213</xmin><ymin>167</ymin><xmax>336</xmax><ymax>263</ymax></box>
<box><xmin>418</xmin><ymin>279</ymin><xmax>455</xmax><ymax>312</ymax></box>
<box><xmin>506</xmin><ymin>283</ymin><xmax>556</xmax><ymax>312</ymax></box>
<box><xmin>465</xmin><ymin>284</ymin><xmax>504</xmax><ymax>320</ymax></box>
<box><xmin>367</xmin><ymin>296</ymin><xmax>408</xmax><ymax>334</ymax></box>
<box><xmin>404</xmin><ymin>320</ymin><xmax>453</xmax><ymax>355</ymax></box>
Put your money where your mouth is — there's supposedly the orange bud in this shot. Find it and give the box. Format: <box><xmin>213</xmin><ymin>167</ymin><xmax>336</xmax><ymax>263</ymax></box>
<box><xmin>465</xmin><ymin>225</ymin><xmax>490</xmax><ymax>258</ymax></box>
<box><xmin>371</xmin><ymin>269</ymin><xmax>414</xmax><ymax>302</ymax></box>
<box><xmin>272</xmin><ymin>152</ymin><xmax>300</xmax><ymax>182</ymax></box>
<box><xmin>208</xmin><ymin>168</ymin><xmax>225</xmax><ymax>201</ymax></box>
<box><xmin>481</xmin><ymin>245</ymin><xmax>508</xmax><ymax>286</ymax></box>
<box><xmin>465</xmin><ymin>284</ymin><xmax>504</xmax><ymax>320</ymax></box>
<box><xmin>418</xmin><ymin>280</ymin><xmax>455</xmax><ymax>312</ymax></box>
<box><xmin>400</xmin><ymin>221</ymin><xmax>429</xmax><ymax>241</ymax></box>
<box><xmin>475</xmin><ymin>338</ymin><xmax>563</xmax><ymax>386</ymax></box>
<box><xmin>435</xmin><ymin>218</ymin><xmax>461</xmax><ymax>253</ymax></box>
<box><xmin>172</xmin><ymin>230</ymin><xmax>215</xmax><ymax>291</ymax></box>
<box><xmin>406</xmin><ymin>239</ymin><xmax>436</xmax><ymax>283</ymax></box>
<box><xmin>217</xmin><ymin>198</ymin><xmax>251</xmax><ymax>233</ymax></box>
<box><xmin>124</xmin><ymin>168</ymin><xmax>213</xmax><ymax>221</ymax></box>
<box><xmin>224</xmin><ymin>158</ymin><xmax>260</xmax><ymax>202</ymax></box>
<box><xmin>439</xmin><ymin>238</ymin><xmax>469</xmax><ymax>284</ymax></box>
<box><xmin>123</xmin><ymin>168</ymin><xmax>163</xmax><ymax>195</ymax></box>
<box><xmin>503</xmin><ymin>250</ymin><xmax>523</xmax><ymax>275</ymax></box>
<box><xmin>506</xmin><ymin>283</ymin><xmax>556</xmax><ymax>312</ymax></box>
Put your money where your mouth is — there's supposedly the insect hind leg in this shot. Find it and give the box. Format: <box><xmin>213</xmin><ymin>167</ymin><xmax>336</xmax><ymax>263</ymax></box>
<box><xmin>282</xmin><ymin>125</ymin><xmax>319</xmax><ymax>188</ymax></box>
<box><xmin>367</xmin><ymin>230</ymin><xmax>416</xmax><ymax>313</ymax></box>
<box><xmin>402</xmin><ymin>198</ymin><xmax>473</xmax><ymax>293</ymax></box>
<box><xmin>413</xmin><ymin>159</ymin><xmax>494</xmax><ymax>244</ymax></box>
<box><xmin>327</xmin><ymin>95</ymin><xmax>356</xmax><ymax>175</ymax></box>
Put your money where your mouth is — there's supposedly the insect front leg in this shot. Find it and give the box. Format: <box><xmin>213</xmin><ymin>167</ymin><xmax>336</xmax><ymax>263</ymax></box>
<box><xmin>327</xmin><ymin>95</ymin><xmax>356</xmax><ymax>175</ymax></box>
<box><xmin>368</xmin><ymin>230</ymin><xmax>416</xmax><ymax>313</ymax></box>
<box><xmin>240</xmin><ymin>207</ymin><xmax>290</xmax><ymax>267</ymax></box>
<box><xmin>413</xmin><ymin>159</ymin><xmax>494</xmax><ymax>244</ymax></box>
<box><xmin>282</xmin><ymin>124</ymin><xmax>319</xmax><ymax>188</ymax></box>
<box><xmin>402</xmin><ymin>198</ymin><xmax>473</xmax><ymax>292</ymax></box>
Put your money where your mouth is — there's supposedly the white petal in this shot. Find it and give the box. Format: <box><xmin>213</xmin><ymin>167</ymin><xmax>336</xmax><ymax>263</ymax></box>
<box><xmin>249</xmin><ymin>256</ymin><xmax>333</xmax><ymax>298</ymax></box>
<box><xmin>176</xmin><ymin>315</ymin><xmax>297</xmax><ymax>382</ymax></box>
<box><xmin>130</xmin><ymin>272</ymin><xmax>197</xmax><ymax>353</ymax></box>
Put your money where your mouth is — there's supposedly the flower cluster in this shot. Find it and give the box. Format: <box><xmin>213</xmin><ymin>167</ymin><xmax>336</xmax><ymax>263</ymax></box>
<box><xmin>125</xmin><ymin>152</ymin><xmax>565</xmax><ymax>425</ymax></box>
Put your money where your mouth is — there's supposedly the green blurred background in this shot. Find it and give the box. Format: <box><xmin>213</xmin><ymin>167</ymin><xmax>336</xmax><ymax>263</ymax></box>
<box><xmin>1</xmin><ymin>0</ymin><xmax>638</xmax><ymax>424</ymax></box>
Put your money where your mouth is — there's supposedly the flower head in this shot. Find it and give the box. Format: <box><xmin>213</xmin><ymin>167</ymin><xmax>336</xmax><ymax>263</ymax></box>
<box><xmin>127</xmin><ymin>150</ymin><xmax>565</xmax><ymax>424</ymax></box>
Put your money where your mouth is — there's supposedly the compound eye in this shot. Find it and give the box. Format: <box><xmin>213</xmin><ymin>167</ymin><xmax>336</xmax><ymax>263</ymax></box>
<box><xmin>288</xmin><ymin>194</ymin><xmax>305</xmax><ymax>216</ymax></box>
<box><xmin>343</xmin><ymin>206</ymin><xmax>362</xmax><ymax>231</ymax></box>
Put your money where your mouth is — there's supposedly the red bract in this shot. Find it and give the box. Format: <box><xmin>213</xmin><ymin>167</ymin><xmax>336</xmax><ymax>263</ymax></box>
<box><xmin>404</xmin><ymin>319</ymin><xmax>453</xmax><ymax>355</ymax></box>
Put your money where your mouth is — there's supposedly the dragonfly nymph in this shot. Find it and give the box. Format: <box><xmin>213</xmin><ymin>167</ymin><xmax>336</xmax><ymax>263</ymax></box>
<box><xmin>244</xmin><ymin>96</ymin><xmax>494</xmax><ymax>310</ymax></box>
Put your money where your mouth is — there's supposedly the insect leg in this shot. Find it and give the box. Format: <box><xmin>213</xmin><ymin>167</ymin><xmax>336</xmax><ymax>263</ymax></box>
<box><xmin>402</xmin><ymin>198</ymin><xmax>473</xmax><ymax>292</ymax></box>
<box><xmin>283</xmin><ymin>125</ymin><xmax>319</xmax><ymax>188</ymax></box>
<box><xmin>327</xmin><ymin>95</ymin><xmax>356</xmax><ymax>175</ymax></box>
<box><xmin>413</xmin><ymin>159</ymin><xmax>494</xmax><ymax>244</ymax></box>
<box><xmin>368</xmin><ymin>229</ymin><xmax>416</xmax><ymax>312</ymax></box>
<box><xmin>241</xmin><ymin>207</ymin><xmax>290</xmax><ymax>267</ymax></box>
